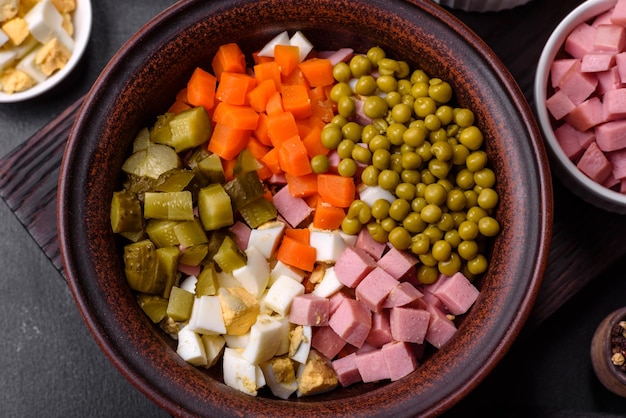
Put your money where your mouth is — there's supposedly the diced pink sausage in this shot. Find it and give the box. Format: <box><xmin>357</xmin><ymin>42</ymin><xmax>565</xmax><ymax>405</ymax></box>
<box><xmin>389</xmin><ymin>306</ymin><xmax>430</xmax><ymax>344</ymax></box>
<box><xmin>289</xmin><ymin>294</ymin><xmax>330</xmax><ymax>326</ymax></box>
<box><xmin>355</xmin><ymin>267</ymin><xmax>398</xmax><ymax>312</ymax></box>
<box><xmin>228</xmin><ymin>221</ymin><xmax>251</xmax><ymax>250</ymax></box>
<box><xmin>554</xmin><ymin>122</ymin><xmax>595</xmax><ymax>161</ymax></box>
<box><xmin>332</xmin><ymin>353</ymin><xmax>361</xmax><ymax>387</ymax></box>
<box><xmin>595</xmin><ymin>66</ymin><xmax>622</xmax><ymax>95</ymax></box>
<box><xmin>430</xmin><ymin>272</ymin><xmax>479</xmax><ymax>316</ymax></box>
<box><xmin>612</xmin><ymin>0</ymin><xmax>626</xmax><ymax>26</ymax></box>
<box><xmin>382</xmin><ymin>282</ymin><xmax>423</xmax><ymax>309</ymax></box>
<box><xmin>329</xmin><ymin>291</ymin><xmax>351</xmax><ymax>315</ymax></box>
<box><xmin>577</xmin><ymin>141</ymin><xmax>613</xmax><ymax>183</ymax></box>
<box><xmin>424</xmin><ymin>304</ymin><xmax>457</xmax><ymax>349</ymax></box>
<box><xmin>329</xmin><ymin>298</ymin><xmax>372</xmax><ymax>348</ymax></box>
<box><xmin>377</xmin><ymin>246</ymin><xmax>419</xmax><ymax>280</ymax></box>
<box><xmin>354</xmin><ymin>227</ymin><xmax>386</xmax><ymax>260</ymax></box>
<box><xmin>581</xmin><ymin>53</ymin><xmax>615</xmax><ymax>72</ymax></box>
<box><xmin>355</xmin><ymin>348</ymin><xmax>390</xmax><ymax>383</ymax></box>
<box><xmin>317</xmin><ymin>48</ymin><xmax>354</xmax><ymax>66</ymax></box>
<box><xmin>607</xmin><ymin>148</ymin><xmax>626</xmax><ymax>179</ymax></box>
<box><xmin>604</xmin><ymin>172</ymin><xmax>620</xmax><ymax>189</ymax></box>
<box><xmin>565</xmin><ymin>96</ymin><xmax>605</xmax><ymax>131</ymax></box>
<box><xmin>381</xmin><ymin>341</ymin><xmax>418</xmax><ymax>381</ymax></box>
<box><xmin>604</xmin><ymin>88</ymin><xmax>626</xmax><ymax>121</ymax></box>
<box><xmin>365</xmin><ymin>311</ymin><xmax>393</xmax><ymax>347</ymax></box>
<box><xmin>558</xmin><ymin>60</ymin><xmax>599</xmax><ymax>105</ymax></box>
<box><xmin>594</xmin><ymin>9</ymin><xmax>614</xmax><ymax>27</ymax></box>
<box><xmin>334</xmin><ymin>246</ymin><xmax>377</xmax><ymax>288</ymax></box>
<box><xmin>565</xmin><ymin>22</ymin><xmax>596</xmax><ymax>59</ymax></box>
<box><xmin>312</xmin><ymin>326</ymin><xmax>347</xmax><ymax>360</ymax></box>
<box><xmin>546</xmin><ymin>90</ymin><xmax>576</xmax><ymax>120</ymax></box>
<box><xmin>596</xmin><ymin>119</ymin><xmax>626</xmax><ymax>151</ymax></box>
<box><xmin>271</xmin><ymin>185</ymin><xmax>313</xmax><ymax>228</ymax></box>
<box><xmin>550</xmin><ymin>58</ymin><xmax>578</xmax><ymax>88</ymax></box>
<box><xmin>594</xmin><ymin>24</ymin><xmax>626</xmax><ymax>52</ymax></box>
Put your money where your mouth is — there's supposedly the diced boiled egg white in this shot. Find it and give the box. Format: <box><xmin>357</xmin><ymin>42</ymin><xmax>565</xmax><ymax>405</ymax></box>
<box><xmin>311</xmin><ymin>266</ymin><xmax>343</xmax><ymax>298</ymax></box>
<box><xmin>247</xmin><ymin>221</ymin><xmax>285</xmax><ymax>259</ymax></box>
<box><xmin>179</xmin><ymin>275</ymin><xmax>198</xmax><ymax>294</ymax></box>
<box><xmin>16</xmin><ymin>47</ymin><xmax>47</xmax><ymax>83</ymax></box>
<box><xmin>0</xmin><ymin>29</ymin><xmax>8</xmax><ymax>46</ymax></box>
<box><xmin>260</xmin><ymin>357</ymin><xmax>298</xmax><ymax>399</ymax></box>
<box><xmin>24</xmin><ymin>0</ymin><xmax>74</xmax><ymax>51</ymax></box>
<box><xmin>269</xmin><ymin>260</ymin><xmax>305</xmax><ymax>286</ymax></box>
<box><xmin>216</xmin><ymin>270</ymin><xmax>240</xmax><ymax>289</ymax></box>
<box><xmin>358</xmin><ymin>185</ymin><xmax>396</xmax><ymax>207</ymax></box>
<box><xmin>0</xmin><ymin>49</ymin><xmax>17</xmax><ymax>71</ymax></box>
<box><xmin>232</xmin><ymin>245</ymin><xmax>270</xmax><ymax>298</ymax></box>
<box><xmin>200</xmin><ymin>334</ymin><xmax>226</xmax><ymax>368</ymax></box>
<box><xmin>242</xmin><ymin>314</ymin><xmax>284</xmax><ymax>364</ymax></box>
<box><xmin>289</xmin><ymin>30</ymin><xmax>313</xmax><ymax>62</ymax></box>
<box><xmin>176</xmin><ymin>326</ymin><xmax>207</xmax><ymax>367</ymax></box>
<box><xmin>274</xmin><ymin>316</ymin><xmax>292</xmax><ymax>357</ymax></box>
<box><xmin>264</xmin><ymin>275</ymin><xmax>305</xmax><ymax>317</ymax></box>
<box><xmin>256</xmin><ymin>30</ymin><xmax>290</xmax><ymax>57</ymax></box>
<box><xmin>223</xmin><ymin>348</ymin><xmax>262</xmax><ymax>396</ymax></box>
<box><xmin>309</xmin><ymin>230</ymin><xmax>347</xmax><ymax>263</ymax></box>
<box><xmin>339</xmin><ymin>230</ymin><xmax>358</xmax><ymax>247</ymax></box>
<box><xmin>187</xmin><ymin>295</ymin><xmax>226</xmax><ymax>335</ymax></box>
<box><xmin>223</xmin><ymin>333</ymin><xmax>250</xmax><ymax>350</ymax></box>
<box><xmin>289</xmin><ymin>325</ymin><xmax>312</xmax><ymax>364</ymax></box>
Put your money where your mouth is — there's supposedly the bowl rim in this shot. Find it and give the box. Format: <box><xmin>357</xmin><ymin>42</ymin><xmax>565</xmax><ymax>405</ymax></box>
<box><xmin>0</xmin><ymin>0</ymin><xmax>93</xmax><ymax>103</ymax></box>
<box><xmin>533</xmin><ymin>0</ymin><xmax>626</xmax><ymax>210</ymax></box>
<box><xmin>58</xmin><ymin>0</ymin><xmax>553</xmax><ymax>416</ymax></box>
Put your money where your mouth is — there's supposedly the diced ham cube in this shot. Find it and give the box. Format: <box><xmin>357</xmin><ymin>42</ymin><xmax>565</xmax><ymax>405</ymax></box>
<box><xmin>271</xmin><ymin>185</ymin><xmax>313</xmax><ymax>228</ymax></box>
<box><xmin>382</xmin><ymin>282</ymin><xmax>423</xmax><ymax>309</ymax></box>
<box><xmin>594</xmin><ymin>9</ymin><xmax>614</xmax><ymax>27</ymax></box>
<box><xmin>546</xmin><ymin>90</ymin><xmax>576</xmax><ymax>120</ymax></box>
<box><xmin>377</xmin><ymin>246</ymin><xmax>419</xmax><ymax>280</ymax></box>
<box><xmin>355</xmin><ymin>348</ymin><xmax>390</xmax><ymax>383</ymax></box>
<box><xmin>381</xmin><ymin>341</ymin><xmax>418</xmax><ymax>381</ymax></box>
<box><xmin>355</xmin><ymin>267</ymin><xmax>398</xmax><ymax>312</ymax></box>
<box><xmin>565</xmin><ymin>96</ymin><xmax>605</xmax><ymax>131</ymax></box>
<box><xmin>607</xmin><ymin>148</ymin><xmax>626</xmax><ymax>179</ymax></box>
<box><xmin>389</xmin><ymin>306</ymin><xmax>430</xmax><ymax>344</ymax></box>
<box><xmin>312</xmin><ymin>326</ymin><xmax>347</xmax><ymax>360</ymax></box>
<box><xmin>613</xmin><ymin>0</ymin><xmax>626</xmax><ymax>26</ymax></box>
<box><xmin>577</xmin><ymin>141</ymin><xmax>613</xmax><ymax>183</ymax></box>
<box><xmin>430</xmin><ymin>272</ymin><xmax>479</xmax><ymax>316</ymax></box>
<box><xmin>604</xmin><ymin>172</ymin><xmax>621</xmax><ymax>189</ymax></box>
<box><xmin>329</xmin><ymin>298</ymin><xmax>372</xmax><ymax>348</ymax></box>
<box><xmin>550</xmin><ymin>58</ymin><xmax>579</xmax><ymax>88</ymax></box>
<box><xmin>558</xmin><ymin>60</ymin><xmax>599</xmax><ymax>105</ymax></box>
<box><xmin>228</xmin><ymin>221</ymin><xmax>251</xmax><ymax>250</ymax></box>
<box><xmin>365</xmin><ymin>310</ymin><xmax>393</xmax><ymax>347</ymax></box>
<box><xmin>604</xmin><ymin>88</ymin><xmax>626</xmax><ymax>121</ymax></box>
<box><xmin>581</xmin><ymin>53</ymin><xmax>615</xmax><ymax>72</ymax></box>
<box><xmin>334</xmin><ymin>246</ymin><xmax>377</xmax><ymax>288</ymax></box>
<box><xmin>616</xmin><ymin>52</ymin><xmax>626</xmax><ymax>83</ymax></box>
<box><xmin>354</xmin><ymin>227</ymin><xmax>387</xmax><ymax>260</ymax></box>
<box><xmin>595</xmin><ymin>66</ymin><xmax>622</xmax><ymax>95</ymax></box>
<box><xmin>596</xmin><ymin>119</ymin><xmax>626</xmax><ymax>151</ymax></box>
<box><xmin>328</xmin><ymin>291</ymin><xmax>351</xmax><ymax>315</ymax></box>
<box><xmin>332</xmin><ymin>353</ymin><xmax>361</xmax><ymax>387</ymax></box>
<box><xmin>594</xmin><ymin>24</ymin><xmax>626</xmax><ymax>52</ymax></box>
<box><xmin>423</xmin><ymin>303</ymin><xmax>457</xmax><ymax>349</ymax></box>
<box><xmin>289</xmin><ymin>294</ymin><xmax>330</xmax><ymax>326</ymax></box>
<box><xmin>565</xmin><ymin>22</ymin><xmax>596</xmax><ymax>59</ymax></box>
<box><xmin>554</xmin><ymin>122</ymin><xmax>595</xmax><ymax>161</ymax></box>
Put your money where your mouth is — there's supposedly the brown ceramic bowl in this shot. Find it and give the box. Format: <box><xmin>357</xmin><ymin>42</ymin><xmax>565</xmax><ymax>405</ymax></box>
<box><xmin>58</xmin><ymin>0</ymin><xmax>553</xmax><ymax>416</ymax></box>
<box><xmin>591</xmin><ymin>307</ymin><xmax>626</xmax><ymax>398</ymax></box>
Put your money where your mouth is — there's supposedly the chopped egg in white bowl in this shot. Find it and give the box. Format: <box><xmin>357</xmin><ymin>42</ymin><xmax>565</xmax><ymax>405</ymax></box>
<box><xmin>0</xmin><ymin>0</ymin><xmax>91</xmax><ymax>103</ymax></box>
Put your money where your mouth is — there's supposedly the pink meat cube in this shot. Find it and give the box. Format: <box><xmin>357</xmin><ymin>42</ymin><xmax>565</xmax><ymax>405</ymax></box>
<box><xmin>354</xmin><ymin>227</ymin><xmax>386</xmax><ymax>260</ymax></box>
<box><xmin>604</xmin><ymin>88</ymin><xmax>626</xmax><ymax>121</ymax></box>
<box><xmin>332</xmin><ymin>353</ymin><xmax>361</xmax><ymax>387</ymax></box>
<box><xmin>355</xmin><ymin>267</ymin><xmax>398</xmax><ymax>312</ymax></box>
<box><xmin>355</xmin><ymin>348</ymin><xmax>390</xmax><ymax>383</ymax></box>
<box><xmin>312</xmin><ymin>326</ymin><xmax>346</xmax><ymax>360</ymax></box>
<box><xmin>382</xmin><ymin>282</ymin><xmax>423</xmax><ymax>309</ymax></box>
<box><xmin>289</xmin><ymin>294</ymin><xmax>330</xmax><ymax>326</ymax></box>
<box><xmin>595</xmin><ymin>66</ymin><xmax>622</xmax><ymax>95</ymax></box>
<box><xmin>389</xmin><ymin>306</ymin><xmax>430</xmax><ymax>344</ymax></box>
<box><xmin>381</xmin><ymin>341</ymin><xmax>418</xmax><ymax>381</ymax></box>
<box><xmin>550</xmin><ymin>58</ymin><xmax>578</xmax><ymax>88</ymax></box>
<box><xmin>565</xmin><ymin>96</ymin><xmax>605</xmax><ymax>131</ymax></box>
<box><xmin>594</xmin><ymin>24</ymin><xmax>626</xmax><ymax>52</ymax></box>
<box><xmin>615</xmin><ymin>52</ymin><xmax>626</xmax><ymax>83</ymax></box>
<box><xmin>272</xmin><ymin>185</ymin><xmax>313</xmax><ymax>228</ymax></box>
<box><xmin>558</xmin><ymin>60</ymin><xmax>599</xmax><ymax>105</ymax></box>
<box><xmin>430</xmin><ymin>272</ymin><xmax>479</xmax><ymax>316</ymax></box>
<box><xmin>554</xmin><ymin>122</ymin><xmax>595</xmax><ymax>161</ymax></box>
<box><xmin>329</xmin><ymin>291</ymin><xmax>351</xmax><ymax>315</ymax></box>
<box><xmin>577</xmin><ymin>141</ymin><xmax>612</xmax><ymax>183</ymax></box>
<box><xmin>613</xmin><ymin>0</ymin><xmax>626</xmax><ymax>26</ymax></box>
<box><xmin>423</xmin><ymin>303</ymin><xmax>457</xmax><ymax>349</ymax></box>
<box><xmin>607</xmin><ymin>148</ymin><xmax>626</xmax><ymax>179</ymax></box>
<box><xmin>334</xmin><ymin>246</ymin><xmax>377</xmax><ymax>288</ymax></box>
<box><xmin>594</xmin><ymin>9</ymin><xmax>614</xmax><ymax>26</ymax></box>
<box><xmin>604</xmin><ymin>172</ymin><xmax>620</xmax><ymax>189</ymax></box>
<box><xmin>565</xmin><ymin>22</ymin><xmax>596</xmax><ymax>59</ymax></box>
<box><xmin>329</xmin><ymin>298</ymin><xmax>372</xmax><ymax>348</ymax></box>
<box><xmin>366</xmin><ymin>311</ymin><xmax>393</xmax><ymax>347</ymax></box>
<box><xmin>596</xmin><ymin>119</ymin><xmax>626</xmax><ymax>151</ymax></box>
<box><xmin>228</xmin><ymin>221</ymin><xmax>251</xmax><ymax>250</ymax></box>
<box><xmin>377</xmin><ymin>247</ymin><xmax>419</xmax><ymax>280</ymax></box>
<box><xmin>581</xmin><ymin>53</ymin><xmax>615</xmax><ymax>72</ymax></box>
<box><xmin>546</xmin><ymin>90</ymin><xmax>576</xmax><ymax>120</ymax></box>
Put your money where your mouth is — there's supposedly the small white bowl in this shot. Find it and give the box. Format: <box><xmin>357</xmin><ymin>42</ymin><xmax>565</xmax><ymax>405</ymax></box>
<box><xmin>432</xmin><ymin>0</ymin><xmax>533</xmax><ymax>12</ymax></box>
<box><xmin>534</xmin><ymin>0</ymin><xmax>626</xmax><ymax>214</ymax></box>
<box><xmin>0</xmin><ymin>0</ymin><xmax>92</xmax><ymax>103</ymax></box>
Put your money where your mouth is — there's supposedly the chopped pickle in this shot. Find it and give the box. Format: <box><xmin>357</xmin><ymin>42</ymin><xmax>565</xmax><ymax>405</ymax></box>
<box><xmin>205</xmin><ymin>230</ymin><xmax>230</xmax><ymax>262</ymax></box>
<box><xmin>156</xmin><ymin>246</ymin><xmax>180</xmax><ymax>298</ymax></box>
<box><xmin>122</xmin><ymin>143</ymin><xmax>181</xmax><ymax>179</ymax></box>
<box><xmin>179</xmin><ymin>243</ymin><xmax>209</xmax><ymax>266</ymax></box>
<box><xmin>224</xmin><ymin>171</ymin><xmax>266</xmax><ymax>210</ymax></box>
<box><xmin>132</xmin><ymin>127</ymin><xmax>151</xmax><ymax>153</ymax></box>
<box><xmin>124</xmin><ymin>174</ymin><xmax>156</xmax><ymax>195</ymax></box>
<box><xmin>212</xmin><ymin>235</ymin><xmax>246</xmax><ymax>273</ymax></box>
<box><xmin>196</xmin><ymin>262</ymin><xmax>219</xmax><ymax>296</ymax></box>
<box><xmin>166</xmin><ymin>286</ymin><xmax>194</xmax><ymax>321</ymax></box>
<box><xmin>154</xmin><ymin>169</ymin><xmax>196</xmax><ymax>192</ymax></box>
<box><xmin>217</xmin><ymin>287</ymin><xmax>260</xmax><ymax>336</ymax></box>
<box><xmin>124</xmin><ymin>239</ymin><xmax>163</xmax><ymax>294</ymax></box>
<box><xmin>110</xmin><ymin>190</ymin><xmax>143</xmax><ymax>233</ymax></box>
<box><xmin>233</xmin><ymin>148</ymin><xmax>264</xmax><ymax>176</ymax></box>
<box><xmin>144</xmin><ymin>191</ymin><xmax>194</xmax><ymax>221</ymax></box>
<box><xmin>168</xmin><ymin>106</ymin><xmax>212</xmax><ymax>152</ymax></box>
<box><xmin>198</xmin><ymin>183</ymin><xmax>234</xmax><ymax>231</ymax></box>
<box><xmin>150</xmin><ymin>112</ymin><xmax>175</xmax><ymax>145</ymax></box>
<box><xmin>119</xmin><ymin>229</ymin><xmax>147</xmax><ymax>243</ymax></box>
<box><xmin>174</xmin><ymin>219</ymin><xmax>209</xmax><ymax>248</ymax></box>
<box><xmin>145</xmin><ymin>219</ymin><xmax>181</xmax><ymax>248</ymax></box>
<box><xmin>137</xmin><ymin>294</ymin><xmax>169</xmax><ymax>323</ymax></box>
<box><xmin>239</xmin><ymin>197</ymin><xmax>278</xmax><ymax>229</ymax></box>
<box><xmin>197</xmin><ymin>153</ymin><xmax>226</xmax><ymax>184</ymax></box>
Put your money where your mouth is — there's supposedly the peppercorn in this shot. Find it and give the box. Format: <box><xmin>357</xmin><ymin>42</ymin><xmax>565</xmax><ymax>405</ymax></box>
<box><xmin>610</xmin><ymin>322</ymin><xmax>626</xmax><ymax>373</ymax></box>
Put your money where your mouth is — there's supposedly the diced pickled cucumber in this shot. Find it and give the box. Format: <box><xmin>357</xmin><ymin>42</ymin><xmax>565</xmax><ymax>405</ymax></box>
<box><xmin>150</xmin><ymin>112</ymin><xmax>175</xmax><ymax>145</ymax></box>
<box><xmin>144</xmin><ymin>191</ymin><xmax>194</xmax><ymax>221</ymax></box>
<box><xmin>110</xmin><ymin>190</ymin><xmax>143</xmax><ymax>233</ymax></box>
<box><xmin>154</xmin><ymin>169</ymin><xmax>196</xmax><ymax>192</ymax></box>
<box><xmin>196</xmin><ymin>262</ymin><xmax>218</xmax><ymax>296</ymax></box>
<box><xmin>239</xmin><ymin>197</ymin><xmax>277</xmax><ymax>229</ymax></box>
<box><xmin>122</xmin><ymin>144</ymin><xmax>181</xmax><ymax>180</ymax></box>
<box><xmin>119</xmin><ymin>229</ymin><xmax>147</xmax><ymax>243</ymax></box>
<box><xmin>146</xmin><ymin>219</ymin><xmax>181</xmax><ymax>248</ymax></box>
<box><xmin>137</xmin><ymin>294</ymin><xmax>169</xmax><ymax>323</ymax></box>
<box><xmin>198</xmin><ymin>183</ymin><xmax>234</xmax><ymax>231</ymax></box>
<box><xmin>233</xmin><ymin>148</ymin><xmax>264</xmax><ymax>177</ymax></box>
<box><xmin>132</xmin><ymin>127</ymin><xmax>151</xmax><ymax>153</ymax></box>
<box><xmin>212</xmin><ymin>235</ymin><xmax>246</xmax><ymax>273</ymax></box>
<box><xmin>197</xmin><ymin>153</ymin><xmax>226</xmax><ymax>184</ymax></box>
<box><xmin>206</xmin><ymin>230</ymin><xmax>230</xmax><ymax>262</ymax></box>
<box><xmin>166</xmin><ymin>286</ymin><xmax>194</xmax><ymax>321</ymax></box>
<box><xmin>124</xmin><ymin>239</ymin><xmax>164</xmax><ymax>295</ymax></box>
<box><xmin>157</xmin><ymin>246</ymin><xmax>181</xmax><ymax>298</ymax></box>
<box><xmin>179</xmin><ymin>243</ymin><xmax>209</xmax><ymax>266</ymax></box>
<box><xmin>174</xmin><ymin>219</ymin><xmax>209</xmax><ymax>248</ymax></box>
<box><xmin>224</xmin><ymin>171</ymin><xmax>266</xmax><ymax>210</ymax></box>
<box><xmin>168</xmin><ymin>106</ymin><xmax>212</xmax><ymax>153</ymax></box>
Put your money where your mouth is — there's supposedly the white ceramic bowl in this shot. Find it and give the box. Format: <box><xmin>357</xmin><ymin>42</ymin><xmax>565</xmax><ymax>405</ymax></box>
<box><xmin>0</xmin><ymin>0</ymin><xmax>92</xmax><ymax>103</ymax></box>
<box><xmin>534</xmin><ymin>0</ymin><xmax>626</xmax><ymax>214</ymax></box>
<box><xmin>432</xmin><ymin>0</ymin><xmax>533</xmax><ymax>12</ymax></box>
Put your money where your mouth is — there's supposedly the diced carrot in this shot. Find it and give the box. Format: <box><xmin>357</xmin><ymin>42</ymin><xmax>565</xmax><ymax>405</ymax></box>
<box><xmin>278</xmin><ymin>136</ymin><xmax>312</xmax><ymax>177</ymax></box>
<box><xmin>212</xmin><ymin>42</ymin><xmax>247</xmax><ymax>80</ymax></box>
<box><xmin>313</xmin><ymin>199</ymin><xmax>346</xmax><ymax>230</ymax></box>
<box><xmin>187</xmin><ymin>67</ymin><xmax>218</xmax><ymax>111</ymax></box>
<box><xmin>222</xmin><ymin>158</ymin><xmax>237</xmax><ymax>182</ymax></box>
<box><xmin>215</xmin><ymin>72</ymin><xmax>257</xmax><ymax>105</ymax></box>
<box><xmin>168</xmin><ymin>100</ymin><xmax>192</xmax><ymax>115</ymax></box>
<box><xmin>310</xmin><ymin>98</ymin><xmax>335</xmax><ymax>123</ymax></box>
<box><xmin>285</xmin><ymin>172</ymin><xmax>318</xmax><ymax>198</ymax></box>
<box><xmin>304</xmin><ymin>192</ymin><xmax>320</xmax><ymax>209</ymax></box>
<box><xmin>282</xmin><ymin>84</ymin><xmax>312</xmax><ymax>120</ymax></box>
<box><xmin>284</xmin><ymin>227</ymin><xmax>310</xmax><ymax>244</ymax></box>
<box><xmin>265</xmin><ymin>91</ymin><xmax>284</xmax><ymax>116</ymax></box>
<box><xmin>207</xmin><ymin>123</ymin><xmax>251</xmax><ymax>160</ymax></box>
<box><xmin>317</xmin><ymin>174</ymin><xmax>355</xmax><ymax>208</ymax></box>
<box><xmin>281</xmin><ymin>68</ymin><xmax>309</xmax><ymax>87</ymax></box>
<box><xmin>252</xmin><ymin>51</ymin><xmax>274</xmax><ymax>65</ymax></box>
<box><xmin>254</xmin><ymin>112</ymin><xmax>271</xmax><ymax>146</ymax></box>
<box><xmin>260</xmin><ymin>147</ymin><xmax>282</xmax><ymax>175</ymax></box>
<box><xmin>298</xmin><ymin>58</ymin><xmax>335</xmax><ymax>87</ymax></box>
<box><xmin>274</xmin><ymin>44</ymin><xmax>300</xmax><ymax>76</ymax></box>
<box><xmin>297</xmin><ymin>121</ymin><xmax>312</xmax><ymax>139</ymax></box>
<box><xmin>308</xmin><ymin>86</ymin><xmax>326</xmax><ymax>102</ymax></box>
<box><xmin>212</xmin><ymin>102</ymin><xmax>259</xmax><ymax>130</ymax></box>
<box><xmin>254</xmin><ymin>61</ymin><xmax>282</xmax><ymax>91</ymax></box>
<box><xmin>248</xmin><ymin>79</ymin><xmax>277</xmax><ymax>113</ymax></box>
<box><xmin>301</xmin><ymin>125</ymin><xmax>329</xmax><ymax>157</ymax></box>
<box><xmin>176</xmin><ymin>87</ymin><xmax>190</xmax><ymax>104</ymax></box>
<box><xmin>276</xmin><ymin>236</ymin><xmax>316</xmax><ymax>271</ymax></box>
<box><xmin>267</xmin><ymin>111</ymin><xmax>299</xmax><ymax>147</ymax></box>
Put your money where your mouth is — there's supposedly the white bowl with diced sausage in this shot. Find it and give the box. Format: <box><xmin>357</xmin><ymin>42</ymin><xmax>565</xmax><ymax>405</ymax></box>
<box><xmin>535</xmin><ymin>0</ymin><xmax>626</xmax><ymax>213</ymax></box>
